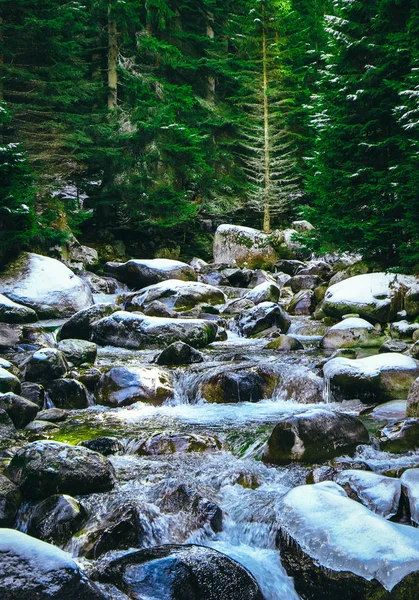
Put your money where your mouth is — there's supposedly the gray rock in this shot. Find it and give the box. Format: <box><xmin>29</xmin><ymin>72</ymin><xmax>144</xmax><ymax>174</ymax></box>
<box><xmin>220</xmin><ymin>298</ymin><xmax>255</xmax><ymax>315</ymax></box>
<box><xmin>160</xmin><ymin>484</ymin><xmax>222</xmax><ymax>533</ymax></box>
<box><xmin>264</xmin><ymin>335</ymin><xmax>304</xmax><ymax>351</ymax></box>
<box><xmin>47</xmin><ymin>378</ymin><xmax>90</xmax><ymax>410</ymax></box>
<box><xmin>27</xmin><ymin>494</ymin><xmax>87</xmax><ymax>545</ymax></box>
<box><xmin>289</xmin><ymin>274</ymin><xmax>321</xmax><ymax>293</ymax></box>
<box><xmin>379</xmin><ymin>339</ymin><xmax>409</xmax><ymax>353</ymax></box>
<box><xmin>0</xmin><ymin>252</ymin><xmax>93</xmax><ymax>318</ymax></box>
<box><xmin>213</xmin><ymin>224</ymin><xmax>278</xmax><ymax>268</ymax></box>
<box><xmin>0</xmin><ymin>293</ymin><xmax>38</xmax><ymax>324</ymax></box>
<box><xmin>21</xmin><ymin>382</ymin><xmax>45</xmax><ymax>408</ymax></box>
<box><xmin>155</xmin><ymin>342</ymin><xmax>204</xmax><ymax>366</ymax></box>
<box><xmin>125</xmin><ymin>279</ymin><xmax>225</xmax><ymax>312</ymax></box>
<box><xmin>0</xmin><ymin>392</ymin><xmax>38</xmax><ymax>428</ymax></box>
<box><xmin>95</xmin><ymin>366</ymin><xmax>173</xmax><ymax>407</ymax></box>
<box><xmin>401</xmin><ymin>469</ymin><xmax>419</xmax><ymax>525</ymax></box>
<box><xmin>5</xmin><ymin>441</ymin><xmax>116</xmax><ymax>500</ymax></box>
<box><xmin>105</xmin><ymin>258</ymin><xmax>196</xmax><ymax>288</ymax></box>
<box><xmin>321</xmin><ymin>317</ymin><xmax>384</xmax><ymax>350</ymax></box>
<box><xmin>58</xmin><ymin>339</ymin><xmax>97</xmax><ymax>366</ymax></box>
<box><xmin>390</xmin><ymin>320</ymin><xmax>419</xmax><ymax>340</ymax></box>
<box><xmin>0</xmin><ymin>409</ymin><xmax>16</xmax><ymax>439</ymax></box>
<box><xmin>0</xmin><ymin>367</ymin><xmax>21</xmax><ymax>394</ymax></box>
<box><xmin>379</xmin><ymin>419</ymin><xmax>419</xmax><ymax>452</ymax></box>
<box><xmin>25</xmin><ymin>420</ymin><xmax>59</xmax><ymax>435</ymax></box>
<box><xmin>292</xmin><ymin>220</ymin><xmax>314</xmax><ymax>232</ymax></box>
<box><xmin>245</xmin><ymin>281</ymin><xmax>280</xmax><ymax>304</ymax></box>
<box><xmin>79</xmin><ymin>437</ymin><xmax>124</xmax><ymax>456</ymax></box>
<box><xmin>275</xmin><ymin>259</ymin><xmax>305</xmax><ymax>275</ymax></box>
<box><xmin>0</xmin><ymin>473</ymin><xmax>21</xmax><ymax>526</ymax></box>
<box><xmin>235</xmin><ymin>302</ymin><xmax>291</xmax><ymax>337</ymax></box>
<box><xmin>60</xmin><ymin>303</ymin><xmax>118</xmax><ymax>341</ymax></box>
<box><xmin>262</xmin><ymin>408</ymin><xmax>369</xmax><ymax>465</ymax></box>
<box><xmin>407</xmin><ymin>378</ymin><xmax>419</xmax><ymax>417</ymax></box>
<box><xmin>288</xmin><ymin>289</ymin><xmax>316</xmax><ymax>315</ymax></box>
<box><xmin>297</xmin><ymin>260</ymin><xmax>332</xmax><ymax>279</ymax></box>
<box><xmin>36</xmin><ymin>408</ymin><xmax>68</xmax><ymax>422</ymax></box>
<box><xmin>23</xmin><ymin>348</ymin><xmax>68</xmax><ymax>383</ymax></box>
<box><xmin>135</xmin><ymin>432</ymin><xmax>222</xmax><ymax>455</ymax></box>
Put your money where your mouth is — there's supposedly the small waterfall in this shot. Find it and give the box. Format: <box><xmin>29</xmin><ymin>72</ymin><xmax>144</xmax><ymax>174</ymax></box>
<box><xmin>323</xmin><ymin>374</ymin><xmax>332</xmax><ymax>404</ymax></box>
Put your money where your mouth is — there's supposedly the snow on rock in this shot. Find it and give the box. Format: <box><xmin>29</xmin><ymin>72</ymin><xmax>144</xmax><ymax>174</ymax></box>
<box><xmin>245</xmin><ymin>281</ymin><xmax>280</xmax><ymax>304</ymax></box>
<box><xmin>323</xmin><ymin>353</ymin><xmax>419</xmax><ymax>402</ymax></box>
<box><xmin>401</xmin><ymin>469</ymin><xmax>419</xmax><ymax>525</ymax></box>
<box><xmin>0</xmin><ymin>293</ymin><xmax>38</xmax><ymax>324</ymax></box>
<box><xmin>213</xmin><ymin>224</ymin><xmax>278</xmax><ymax>268</ymax></box>
<box><xmin>104</xmin><ymin>258</ymin><xmax>196</xmax><ymax>289</ymax></box>
<box><xmin>0</xmin><ymin>528</ymin><xmax>104</xmax><ymax>599</ymax></box>
<box><xmin>277</xmin><ymin>482</ymin><xmax>419</xmax><ymax>596</ymax></box>
<box><xmin>334</xmin><ymin>469</ymin><xmax>402</xmax><ymax>519</ymax></box>
<box><xmin>323</xmin><ymin>272</ymin><xmax>418</xmax><ymax>323</ymax></box>
<box><xmin>321</xmin><ymin>317</ymin><xmax>384</xmax><ymax>350</ymax></box>
<box><xmin>0</xmin><ymin>252</ymin><xmax>93</xmax><ymax>318</ymax></box>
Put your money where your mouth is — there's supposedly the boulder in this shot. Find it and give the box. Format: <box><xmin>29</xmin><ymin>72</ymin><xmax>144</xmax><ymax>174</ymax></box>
<box><xmin>0</xmin><ymin>528</ymin><xmax>104</xmax><ymax>599</ymax></box>
<box><xmin>160</xmin><ymin>484</ymin><xmax>222</xmax><ymax>533</ymax></box>
<box><xmin>155</xmin><ymin>342</ymin><xmax>204</xmax><ymax>366</ymax></box>
<box><xmin>79</xmin><ymin>437</ymin><xmax>124</xmax><ymax>456</ymax></box>
<box><xmin>60</xmin><ymin>303</ymin><xmax>118</xmax><ymax>341</ymax></box>
<box><xmin>292</xmin><ymin>219</ymin><xmax>314</xmax><ymax>233</ymax></box>
<box><xmin>5</xmin><ymin>441</ymin><xmax>116</xmax><ymax>500</ymax></box>
<box><xmin>249</xmin><ymin>269</ymin><xmax>276</xmax><ymax>287</ymax></box>
<box><xmin>25</xmin><ymin>420</ymin><xmax>59</xmax><ymax>435</ymax></box>
<box><xmin>190</xmin><ymin>257</ymin><xmax>208</xmax><ymax>271</ymax></box>
<box><xmin>405</xmin><ymin>283</ymin><xmax>419</xmax><ymax>318</ymax></box>
<box><xmin>78</xmin><ymin>271</ymin><xmax>121</xmax><ymax>295</ymax></box>
<box><xmin>334</xmin><ymin>470</ymin><xmax>402</xmax><ymax>519</ymax></box>
<box><xmin>135</xmin><ymin>432</ymin><xmax>222</xmax><ymax>455</ymax></box>
<box><xmin>95</xmin><ymin>366</ymin><xmax>173</xmax><ymax>407</ymax></box>
<box><xmin>262</xmin><ymin>408</ymin><xmax>369</xmax><ymax>465</ymax></box>
<box><xmin>0</xmin><ymin>409</ymin><xmax>16</xmax><ymax>439</ymax></box>
<box><xmin>264</xmin><ymin>335</ymin><xmax>304</xmax><ymax>351</ymax></box>
<box><xmin>401</xmin><ymin>469</ymin><xmax>419</xmax><ymax>525</ymax></box>
<box><xmin>0</xmin><ymin>293</ymin><xmax>38</xmax><ymax>324</ymax></box>
<box><xmin>297</xmin><ymin>260</ymin><xmax>332</xmax><ymax>279</ymax></box>
<box><xmin>323</xmin><ymin>273</ymin><xmax>417</xmax><ymax>323</ymax></box>
<box><xmin>93</xmin><ymin>544</ymin><xmax>264</xmax><ymax>600</ymax></box>
<box><xmin>288</xmin><ymin>290</ymin><xmax>316</xmax><ymax>315</ymax></box>
<box><xmin>199</xmin><ymin>363</ymin><xmax>278</xmax><ymax>404</ymax></box>
<box><xmin>58</xmin><ymin>339</ymin><xmax>97</xmax><ymax>366</ymax></box>
<box><xmin>379</xmin><ymin>419</ymin><xmax>419</xmax><ymax>452</ymax></box>
<box><xmin>21</xmin><ymin>382</ymin><xmax>45</xmax><ymax>408</ymax></box>
<box><xmin>245</xmin><ymin>281</ymin><xmax>280</xmax><ymax>304</ymax></box>
<box><xmin>323</xmin><ymin>353</ymin><xmax>419</xmax><ymax>403</ymax></box>
<box><xmin>0</xmin><ymin>473</ymin><xmax>21</xmax><ymax>526</ymax></box>
<box><xmin>125</xmin><ymin>279</ymin><xmax>225</xmax><ymax>312</ymax></box>
<box><xmin>276</xmin><ymin>370</ymin><xmax>324</xmax><ymax>404</ymax></box>
<box><xmin>275</xmin><ymin>259</ymin><xmax>305</xmax><ymax>276</ymax></box>
<box><xmin>213</xmin><ymin>224</ymin><xmax>278</xmax><ymax>268</ymax></box>
<box><xmin>407</xmin><ymin>378</ymin><xmax>419</xmax><ymax>417</ymax></box>
<box><xmin>220</xmin><ymin>298</ymin><xmax>255</xmax><ymax>316</ymax></box>
<box><xmin>0</xmin><ymin>367</ymin><xmax>21</xmax><ymax>394</ymax></box>
<box><xmin>0</xmin><ymin>393</ymin><xmax>38</xmax><ymax>428</ymax></box>
<box><xmin>277</xmin><ymin>482</ymin><xmax>419</xmax><ymax>600</ymax></box>
<box><xmin>22</xmin><ymin>348</ymin><xmax>68</xmax><ymax>383</ymax></box>
<box><xmin>390</xmin><ymin>320</ymin><xmax>419</xmax><ymax>340</ymax></box>
<box><xmin>320</xmin><ymin>318</ymin><xmax>384</xmax><ymax>350</ymax></box>
<box><xmin>105</xmin><ymin>258</ymin><xmax>196</xmax><ymax>288</ymax></box>
<box><xmin>0</xmin><ymin>252</ymin><xmax>93</xmax><ymax>318</ymax></box>
<box><xmin>235</xmin><ymin>302</ymin><xmax>291</xmax><ymax>337</ymax></box>
<box><xmin>47</xmin><ymin>378</ymin><xmax>90</xmax><ymax>410</ymax></box>
<box><xmin>27</xmin><ymin>494</ymin><xmax>87</xmax><ymax>545</ymax></box>
<box><xmin>289</xmin><ymin>274</ymin><xmax>321</xmax><ymax>293</ymax></box>
<box><xmin>0</xmin><ymin>324</ymin><xmax>22</xmax><ymax>350</ymax></box>
<box><xmin>91</xmin><ymin>311</ymin><xmax>217</xmax><ymax>350</ymax></box>
<box><xmin>37</xmin><ymin>408</ymin><xmax>68</xmax><ymax>422</ymax></box>
<box><xmin>409</xmin><ymin>341</ymin><xmax>419</xmax><ymax>360</ymax></box>
<box><xmin>380</xmin><ymin>340</ymin><xmax>409</xmax><ymax>354</ymax></box>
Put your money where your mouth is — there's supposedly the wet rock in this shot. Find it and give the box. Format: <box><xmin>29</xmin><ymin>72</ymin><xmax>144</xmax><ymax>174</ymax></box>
<box><xmin>21</xmin><ymin>382</ymin><xmax>45</xmax><ymax>408</ymax></box>
<box><xmin>297</xmin><ymin>260</ymin><xmax>332</xmax><ymax>279</ymax></box>
<box><xmin>0</xmin><ymin>392</ymin><xmax>38</xmax><ymax>428</ymax></box>
<box><xmin>235</xmin><ymin>302</ymin><xmax>291</xmax><ymax>337</ymax></box>
<box><xmin>323</xmin><ymin>353</ymin><xmax>419</xmax><ymax>403</ymax></box>
<box><xmin>245</xmin><ymin>281</ymin><xmax>280</xmax><ymax>304</ymax></box>
<box><xmin>401</xmin><ymin>469</ymin><xmax>419</xmax><ymax>525</ymax></box>
<box><xmin>289</xmin><ymin>274</ymin><xmax>321</xmax><ymax>293</ymax></box>
<box><xmin>0</xmin><ymin>324</ymin><xmax>22</xmax><ymax>350</ymax></box>
<box><xmin>79</xmin><ymin>437</ymin><xmax>124</xmax><ymax>456</ymax></box>
<box><xmin>0</xmin><ymin>409</ymin><xmax>16</xmax><ymax>439</ymax></box>
<box><xmin>379</xmin><ymin>419</ymin><xmax>419</xmax><ymax>452</ymax></box>
<box><xmin>249</xmin><ymin>269</ymin><xmax>276</xmax><ymax>287</ymax></box>
<box><xmin>27</xmin><ymin>494</ymin><xmax>87</xmax><ymax>545</ymax></box>
<box><xmin>95</xmin><ymin>366</ymin><xmax>173</xmax><ymax>407</ymax></box>
<box><xmin>0</xmin><ymin>473</ymin><xmax>21</xmax><ymax>526</ymax></box>
<box><xmin>0</xmin><ymin>367</ymin><xmax>21</xmax><ymax>394</ymax></box>
<box><xmin>47</xmin><ymin>378</ymin><xmax>90</xmax><ymax>410</ymax></box>
<box><xmin>223</xmin><ymin>267</ymin><xmax>253</xmax><ymax>288</ymax></box>
<box><xmin>190</xmin><ymin>257</ymin><xmax>208</xmax><ymax>271</ymax></box>
<box><xmin>288</xmin><ymin>289</ymin><xmax>316</xmax><ymax>315</ymax></box>
<box><xmin>380</xmin><ymin>339</ymin><xmax>409</xmax><ymax>353</ymax></box>
<box><xmin>83</xmin><ymin>502</ymin><xmax>159</xmax><ymax>559</ymax></box>
<box><xmin>135</xmin><ymin>432</ymin><xmax>222</xmax><ymax>455</ymax></box>
<box><xmin>142</xmin><ymin>300</ymin><xmax>177</xmax><ymax>317</ymax></box>
<box><xmin>213</xmin><ymin>223</ymin><xmax>278</xmax><ymax>269</ymax></box>
<box><xmin>321</xmin><ymin>318</ymin><xmax>384</xmax><ymax>350</ymax></box>
<box><xmin>264</xmin><ymin>335</ymin><xmax>304</xmax><ymax>351</ymax></box>
<box><xmin>275</xmin><ymin>259</ymin><xmax>305</xmax><ymax>276</ymax></box>
<box><xmin>220</xmin><ymin>297</ymin><xmax>255</xmax><ymax>315</ymax></box>
<box><xmin>22</xmin><ymin>348</ymin><xmax>68</xmax><ymax>383</ymax></box>
<box><xmin>36</xmin><ymin>408</ymin><xmax>68</xmax><ymax>422</ymax></box>
<box><xmin>125</xmin><ymin>279</ymin><xmax>225</xmax><ymax>313</ymax></box>
<box><xmin>0</xmin><ymin>252</ymin><xmax>94</xmax><ymax>318</ymax></box>
<box><xmin>60</xmin><ymin>303</ymin><xmax>118</xmax><ymax>341</ymax></box>
<box><xmin>77</xmin><ymin>366</ymin><xmax>102</xmax><ymax>391</ymax></box>
<box><xmin>25</xmin><ymin>420</ymin><xmax>59</xmax><ymax>435</ymax></box>
<box><xmin>160</xmin><ymin>484</ymin><xmax>222</xmax><ymax>532</ymax></box>
<box><xmin>58</xmin><ymin>339</ymin><xmax>97</xmax><ymax>366</ymax></box>
<box><xmin>78</xmin><ymin>271</ymin><xmax>120</xmax><ymax>294</ymax></box>
<box><xmin>390</xmin><ymin>320</ymin><xmax>419</xmax><ymax>340</ymax></box>
<box><xmin>0</xmin><ymin>528</ymin><xmax>105</xmax><ymax>599</ymax></box>
<box><xmin>323</xmin><ymin>272</ymin><xmax>417</xmax><ymax>323</ymax></box>
<box><xmin>407</xmin><ymin>378</ymin><xmax>419</xmax><ymax>417</ymax></box>
<box><xmin>277</xmin><ymin>370</ymin><xmax>324</xmax><ymax>404</ymax></box>
<box><xmin>199</xmin><ymin>364</ymin><xmax>278</xmax><ymax>404</ymax></box>
<box><xmin>277</xmin><ymin>482</ymin><xmax>419</xmax><ymax>600</ymax></box>
<box><xmin>306</xmin><ymin>461</ymin><xmax>372</xmax><ymax>484</ymax></box>
<box><xmin>405</xmin><ymin>283</ymin><xmax>419</xmax><ymax>318</ymax></box>
<box><xmin>105</xmin><ymin>258</ymin><xmax>196</xmax><ymax>288</ymax></box>
<box><xmin>93</xmin><ymin>544</ymin><xmax>264</xmax><ymax>600</ymax></box>
<box><xmin>0</xmin><ymin>293</ymin><xmax>38</xmax><ymax>324</ymax></box>
<box><xmin>409</xmin><ymin>341</ymin><xmax>419</xmax><ymax>360</ymax></box>
<box><xmin>5</xmin><ymin>440</ymin><xmax>116</xmax><ymax>500</ymax></box>
<box><xmin>262</xmin><ymin>408</ymin><xmax>369</xmax><ymax>465</ymax></box>
<box><xmin>91</xmin><ymin>311</ymin><xmax>217</xmax><ymax>350</ymax></box>
<box><xmin>155</xmin><ymin>342</ymin><xmax>204</xmax><ymax>366</ymax></box>
<box><xmin>334</xmin><ymin>470</ymin><xmax>402</xmax><ymax>519</ymax></box>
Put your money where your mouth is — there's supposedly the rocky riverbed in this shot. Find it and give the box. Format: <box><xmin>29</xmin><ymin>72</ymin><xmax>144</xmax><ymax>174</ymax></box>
<box><xmin>2</xmin><ymin>223</ymin><xmax>419</xmax><ymax>599</ymax></box>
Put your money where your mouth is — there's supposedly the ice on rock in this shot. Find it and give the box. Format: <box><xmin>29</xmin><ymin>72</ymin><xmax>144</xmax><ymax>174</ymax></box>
<box><xmin>324</xmin><ymin>353</ymin><xmax>419</xmax><ymax>379</ymax></box>
<box><xmin>329</xmin><ymin>317</ymin><xmax>374</xmax><ymax>331</ymax></box>
<box><xmin>335</xmin><ymin>470</ymin><xmax>402</xmax><ymax>519</ymax></box>
<box><xmin>277</xmin><ymin>483</ymin><xmax>419</xmax><ymax>591</ymax></box>
<box><xmin>401</xmin><ymin>469</ymin><xmax>419</xmax><ymax>525</ymax></box>
<box><xmin>131</xmin><ymin>258</ymin><xmax>190</xmax><ymax>271</ymax></box>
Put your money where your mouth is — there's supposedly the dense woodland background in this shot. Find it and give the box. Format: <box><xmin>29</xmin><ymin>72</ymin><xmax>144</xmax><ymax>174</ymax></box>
<box><xmin>1</xmin><ymin>0</ymin><xmax>419</xmax><ymax>269</ymax></box>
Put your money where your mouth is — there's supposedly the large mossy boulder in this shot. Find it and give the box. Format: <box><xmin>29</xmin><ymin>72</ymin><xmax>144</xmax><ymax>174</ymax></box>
<box><xmin>0</xmin><ymin>528</ymin><xmax>105</xmax><ymax>600</ymax></box>
<box><xmin>322</xmin><ymin>273</ymin><xmax>417</xmax><ymax>323</ymax></box>
<box><xmin>262</xmin><ymin>408</ymin><xmax>369</xmax><ymax>465</ymax></box>
<box><xmin>379</xmin><ymin>419</ymin><xmax>419</xmax><ymax>452</ymax></box>
<box><xmin>213</xmin><ymin>224</ymin><xmax>278</xmax><ymax>268</ymax></box>
<box><xmin>95</xmin><ymin>366</ymin><xmax>173</xmax><ymax>407</ymax></box>
<box><xmin>276</xmin><ymin>482</ymin><xmax>419</xmax><ymax>600</ymax></box>
<box><xmin>323</xmin><ymin>353</ymin><xmax>419</xmax><ymax>403</ymax></box>
<box><xmin>22</xmin><ymin>348</ymin><xmax>68</xmax><ymax>383</ymax></box>
<box><xmin>60</xmin><ymin>303</ymin><xmax>118</xmax><ymax>341</ymax></box>
<box><xmin>92</xmin><ymin>544</ymin><xmax>264</xmax><ymax>600</ymax></box>
<box><xmin>125</xmin><ymin>279</ymin><xmax>225</xmax><ymax>312</ymax></box>
<box><xmin>57</xmin><ymin>339</ymin><xmax>97</xmax><ymax>366</ymax></box>
<box><xmin>0</xmin><ymin>252</ymin><xmax>93</xmax><ymax>318</ymax></box>
<box><xmin>245</xmin><ymin>281</ymin><xmax>280</xmax><ymax>304</ymax></box>
<box><xmin>91</xmin><ymin>311</ymin><xmax>217</xmax><ymax>349</ymax></box>
<box><xmin>46</xmin><ymin>378</ymin><xmax>90</xmax><ymax>410</ymax></box>
<box><xmin>104</xmin><ymin>258</ymin><xmax>196</xmax><ymax>288</ymax></box>
<box><xmin>5</xmin><ymin>441</ymin><xmax>116</xmax><ymax>500</ymax></box>
<box><xmin>235</xmin><ymin>302</ymin><xmax>291</xmax><ymax>337</ymax></box>
<box><xmin>321</xmin><ymin>318</ymin><xmax>385</xmax><ymax>350</ymax></box>
<box><xmin>0</xmin><ymin>293</ymin><xmax>38</xmax><ymax>324</ymax></box>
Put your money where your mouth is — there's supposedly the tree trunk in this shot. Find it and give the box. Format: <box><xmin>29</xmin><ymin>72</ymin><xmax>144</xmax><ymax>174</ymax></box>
<box><xmin>206</xmin><ymin>13</ymin><xmax>216</xmax><ymax>103</ymax></box>
<box><xmin>0</xmin><ymin>14</ymin><xmax>3</xmax><ymax>102</ymax></box>
<box><xmin>108</xmin><ymin>3</ymin><xmax>117</xmax><ymax>110</ymax></box>
<box><xmin>262</xmin><ymin>3</ymin><xmax>271</xmax><ymax>233</ymax></box>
